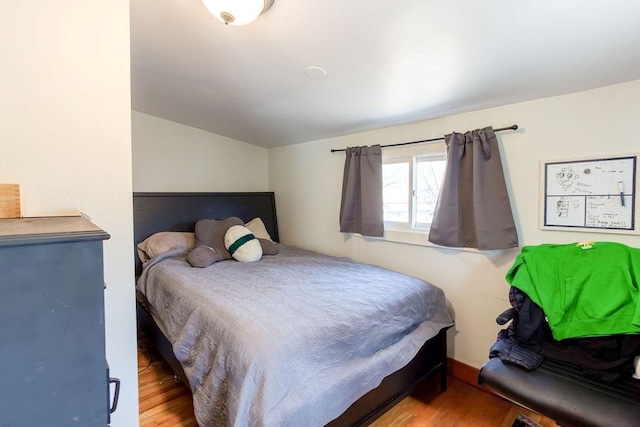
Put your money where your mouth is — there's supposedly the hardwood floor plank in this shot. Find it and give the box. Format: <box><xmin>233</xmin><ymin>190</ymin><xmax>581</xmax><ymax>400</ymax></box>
<box><xmin>138</xmin><ymin>332</ymin><xmax>557</xmax><ymax>426</ymax></box>
<box><xmin>138</xmin><ymin>332</ymin><xmax>195</xmax><ymax>426</ymax></box>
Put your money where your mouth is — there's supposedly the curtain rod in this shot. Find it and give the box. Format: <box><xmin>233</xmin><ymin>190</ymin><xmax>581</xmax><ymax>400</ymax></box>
<box><xmin>330</xmin><ymin>124</ymin><xmax>519</xmax><ymax>153</ymax></box>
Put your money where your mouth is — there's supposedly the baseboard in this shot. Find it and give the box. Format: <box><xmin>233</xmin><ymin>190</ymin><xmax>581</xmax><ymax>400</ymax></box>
<box><xmin>447</xmin><ymin>358</ymin><xmax>496</xmax><ymax>396</ymax></box>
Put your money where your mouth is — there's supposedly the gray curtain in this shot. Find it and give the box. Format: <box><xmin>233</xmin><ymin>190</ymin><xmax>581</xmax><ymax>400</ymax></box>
<box><xmin>339</xmin><ymin>145</ymin><xmax>384</xmax><ymax>237</ymax></box>
<box><xmin>428</xmin><ymin>127</ymin><xmax>518</xmax><ymax>249</ymax></box>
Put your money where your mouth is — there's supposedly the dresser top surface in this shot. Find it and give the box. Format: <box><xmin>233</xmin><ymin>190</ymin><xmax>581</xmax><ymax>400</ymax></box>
<box><xmin>0</xmin><ymin>216</ymin><xmax>109</xmax><ymax>244</ymax></box>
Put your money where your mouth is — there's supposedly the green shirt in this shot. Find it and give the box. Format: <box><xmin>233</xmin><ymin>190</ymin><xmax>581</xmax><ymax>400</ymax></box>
<box><xmin>506</xmin><ymin>242</ymin><xmax>640</xmax><ymax>340</ymax></box>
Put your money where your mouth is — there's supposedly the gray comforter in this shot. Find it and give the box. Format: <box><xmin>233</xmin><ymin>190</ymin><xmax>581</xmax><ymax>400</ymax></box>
<box><xmin>137</xmin><ymin>244</ymin><xmax>453</xmax><ymax>427</ymax></box>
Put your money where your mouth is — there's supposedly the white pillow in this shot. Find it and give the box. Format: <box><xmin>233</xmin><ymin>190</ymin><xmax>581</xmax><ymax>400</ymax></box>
<box><xmin>224</xmin><ymin>225</ymin><xmax>262</xmax><ymax>262</ymax></box>
<box><xmin>137</xmin><ymin>232</ymin><xmax>196</xmax><ymax>262</ymax></box>
<box><xmin>245</xmin><ymin>217</ymin><xmax>273</xmax><ymax>241</ymax></box>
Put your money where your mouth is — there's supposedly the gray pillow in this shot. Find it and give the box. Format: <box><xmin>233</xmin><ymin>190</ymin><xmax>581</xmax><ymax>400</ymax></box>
<box><xmin>187</xmin><ymin>245</ymin><xmax>220</xmax><ymax>268</ymax></box>
<box><xmin>195</xmin><ymin>217</ymin><xmax>244</xmax><ymax>260</ymax></box>
<box><xmin>258</xmin><ymin>238</ymin><xmax>279</xmax><ymax>255</ymax></box>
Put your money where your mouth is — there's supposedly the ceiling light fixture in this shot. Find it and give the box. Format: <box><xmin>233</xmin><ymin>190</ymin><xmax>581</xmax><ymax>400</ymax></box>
<box><xmin>202</xmin><ymin>0</ymin><xmax>274</xmax><ymax>26</ymax></box>
<box><xmin>304</xmin><ymin>66</ymin><xmax>327</xmax><ymax>79</ymax></box>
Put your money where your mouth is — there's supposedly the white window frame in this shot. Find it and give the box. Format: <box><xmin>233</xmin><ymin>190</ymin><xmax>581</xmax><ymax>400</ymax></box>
<box><xmin>382</xmin><ymin>157</ymin><xmax>413</xmax><ymax>231</ymax></box>
<box><xmin>383</xmin><ymin>150</ymin><xmax>446</xmax><ymax>233</ymax></box>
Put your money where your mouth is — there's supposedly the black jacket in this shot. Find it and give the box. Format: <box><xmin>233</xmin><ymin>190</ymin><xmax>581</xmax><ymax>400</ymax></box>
<box><xmin>489</xmin><ymin>287</ymin><xmax>640</xmax><ymax>381</ymax></box>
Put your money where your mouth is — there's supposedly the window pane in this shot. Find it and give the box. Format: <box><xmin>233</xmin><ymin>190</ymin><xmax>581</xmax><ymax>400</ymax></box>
<box><xmin>415</xmin><ymin>158</ymin><xmax>446</xmax><ymax>225</ymax></box>
<box><xmin>383</xmin><ymin>162</ymin><xmax>409</xmax><ymax>222</ymax></box>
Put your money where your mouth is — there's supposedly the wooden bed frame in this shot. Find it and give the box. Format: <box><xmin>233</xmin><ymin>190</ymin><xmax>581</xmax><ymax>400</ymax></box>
<box><xmin>133</xmin><ymin>191</ymin><xmax>450</xmax><ymax>426</ymax></box>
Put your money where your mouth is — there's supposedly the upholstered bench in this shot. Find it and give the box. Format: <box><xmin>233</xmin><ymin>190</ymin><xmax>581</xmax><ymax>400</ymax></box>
<box><xmin>478</xmin><ymin>356</ymin><xmax>640</xmax><ymax>427</ymax></box>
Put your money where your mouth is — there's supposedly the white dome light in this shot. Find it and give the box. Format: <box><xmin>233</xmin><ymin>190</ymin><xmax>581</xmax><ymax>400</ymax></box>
<box><xmin>202</xmin><ymin>0</ymin><xmax>274</xmax><ymax>26</ymax></box>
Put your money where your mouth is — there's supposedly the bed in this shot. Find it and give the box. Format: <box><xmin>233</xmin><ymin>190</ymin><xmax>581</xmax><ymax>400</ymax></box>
<box><xmin>134</xmin><ymin>192</ymin><xmax>453</xmax><ymax>426</ymax></box>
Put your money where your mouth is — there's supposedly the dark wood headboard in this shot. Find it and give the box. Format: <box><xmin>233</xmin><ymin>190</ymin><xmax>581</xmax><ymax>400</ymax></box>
<box><xmin>133</xmin><ymin>192</ymin><xmax>279</xmax><ymax>276</ymax></box>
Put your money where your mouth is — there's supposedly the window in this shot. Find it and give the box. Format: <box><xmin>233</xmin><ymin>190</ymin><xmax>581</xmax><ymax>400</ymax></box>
<box><xmin>382</xmin><ymin>160</ymin><xmax>410</xmax><ymax>223</ymax></box>
<box><xmin>383</xmin><ymin>153</ymin><xmax>446</xmax><ymax>231</ymax></box>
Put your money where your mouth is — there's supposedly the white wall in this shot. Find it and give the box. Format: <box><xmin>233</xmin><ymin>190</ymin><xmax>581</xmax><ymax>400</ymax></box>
<box><xmin>0</xmin><ymin>2</ymin><xmax>137</xmax><ymax>425</ymax></box>
<box><xmin>269</xmin><ymin>79</ymin><xmax>640</xmax><ymax>369</ymax></box>
<box><xmin>132</xmin><ymin>111</ymin><xmax>268</xmax><ymax>192</ymax></box>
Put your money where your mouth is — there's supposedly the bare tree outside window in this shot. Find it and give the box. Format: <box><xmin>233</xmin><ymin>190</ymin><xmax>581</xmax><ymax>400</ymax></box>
<box><xmin>382</xmin><ymin>162</ymin><xmax>409</xmax><ymax>222</ymax></box>
<box><xmin>415</xmin><ymin>158</ymin><xmax>446</xmax><ymax>226</ymax></box>
<box><xmin>383</xmin><ymin>154</ymin><xmax>446</xmax><ymax>230</ymax></box>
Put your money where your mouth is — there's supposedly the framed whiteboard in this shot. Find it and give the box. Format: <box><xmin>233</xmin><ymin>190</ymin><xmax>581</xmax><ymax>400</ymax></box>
<box><xmin>541</xmin><ymin>155</ymin><xmax>637</xmax><ymax>233</ymax></box>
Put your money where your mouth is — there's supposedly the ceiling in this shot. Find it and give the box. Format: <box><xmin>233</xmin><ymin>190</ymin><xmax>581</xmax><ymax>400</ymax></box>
<box><xmin>131</xmin><ymin>0</ymin><xmax>640</xmax><ymax>149</ymax></box>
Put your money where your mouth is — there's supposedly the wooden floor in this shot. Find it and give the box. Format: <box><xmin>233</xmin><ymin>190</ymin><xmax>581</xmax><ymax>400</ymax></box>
<box><xmin>138</xmin><ymin>332</ymin><xmax>197</xmax><ymax>427</ymax></box>
<box><xmin>138</xmin><ymin>332</ymin><xmax>557</xmax><ymax>427</ymax></box>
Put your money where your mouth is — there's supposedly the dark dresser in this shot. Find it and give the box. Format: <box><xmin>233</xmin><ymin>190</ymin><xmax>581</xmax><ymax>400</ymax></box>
<box><xmin>0</xmin><ymin>216</ymin><xmax>111</xmax><ymax>426</ymax></box>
